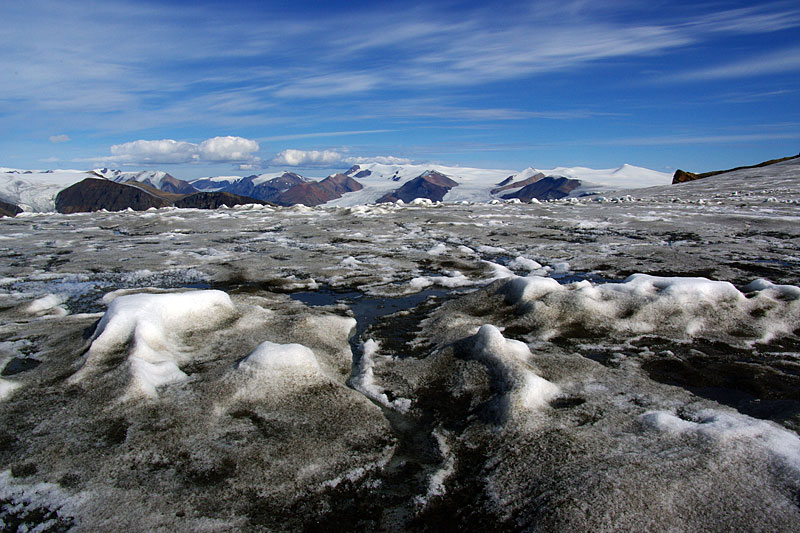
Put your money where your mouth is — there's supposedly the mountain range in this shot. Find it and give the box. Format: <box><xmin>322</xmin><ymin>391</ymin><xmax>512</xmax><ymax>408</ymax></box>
<box><xmin>0</xmin><ymin>161</ymin><xmax>680</xmax><ymax>215</ymax></box>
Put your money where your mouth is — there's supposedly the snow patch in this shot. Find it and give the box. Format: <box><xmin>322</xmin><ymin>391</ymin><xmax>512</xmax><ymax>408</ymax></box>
<box><xmin>414</xmin><ymin>428</ymin><xmax>455</xmax><ymax>506</ymax></box>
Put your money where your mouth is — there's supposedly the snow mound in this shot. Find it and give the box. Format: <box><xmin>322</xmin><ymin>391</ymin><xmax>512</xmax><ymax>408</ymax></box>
<box><xmin>239</xmin><ymin>340</ymin><xmax>320</xmax><ymax>374</ymax></box>
<box><xmin>75</xmin><ymin>290</ymin><xmax>237</xmax><ymax>397</ymax></box>
<box><xmin>22</xmin><ymin>294</ymin><xmax>67</xmax><ymax>317</ymax></box>
<box><xmin>501</xmin><ymin>274</ymin><xmax>800</xmax><ymax>344</ymax></box>
<box><xmin>469</xmin><ymin>324</ymin><xmax>559</xmax><ymax>415</ymax></box>
<box><xmin>0</xmin><ymin>379</ymin><xmax>21</xmax><ymax>401</ymax></box>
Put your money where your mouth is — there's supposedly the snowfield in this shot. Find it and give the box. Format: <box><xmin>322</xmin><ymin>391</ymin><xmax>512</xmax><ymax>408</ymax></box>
<box><xmin>1</xmin><ymin>158</ymin><xmax>800</xmax><ymax>531</ymax></box>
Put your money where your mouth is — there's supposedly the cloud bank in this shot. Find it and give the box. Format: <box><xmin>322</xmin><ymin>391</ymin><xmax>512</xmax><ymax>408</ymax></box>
<box><xmin>271</xmin><ymin>149</ymin><xmax>412</xmax><ymax>167</ymax></box>
<box><xmin>106</xmin><ymin>136</ymin><xmax>260</xmax><ymax>165</ymax></box>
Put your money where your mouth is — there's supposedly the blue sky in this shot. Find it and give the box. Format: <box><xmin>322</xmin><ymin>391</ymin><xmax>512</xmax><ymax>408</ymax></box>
<box><xmin>1</xmin><ymin>0</ymin><xmax>799</xmax><ymax>178</ymax></box>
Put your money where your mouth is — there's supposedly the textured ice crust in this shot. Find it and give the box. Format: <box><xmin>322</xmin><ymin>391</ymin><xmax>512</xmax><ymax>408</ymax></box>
<box><xmin>502</xmin><ymin>273</ymin><xmax>800</xmax><ymax>344</ymax></box>
<box><xmin>642</xmin><ymin>408</ymin><xmax>800</xmax><ymax>471</ymax></box>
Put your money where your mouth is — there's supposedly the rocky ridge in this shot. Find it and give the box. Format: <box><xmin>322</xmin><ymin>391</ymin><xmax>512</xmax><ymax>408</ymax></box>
<box><xmin>673</xmin><ymin>153</ymin><xmax>800</xmax><ymax>184</ymax></box>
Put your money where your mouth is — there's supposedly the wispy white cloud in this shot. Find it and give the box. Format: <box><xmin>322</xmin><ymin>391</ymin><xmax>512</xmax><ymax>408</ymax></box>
<box><xmin>49</xmin><ymin>134</ymin><xmax>70</xmax><ymax>143</ymax></box>
<box><xmin>684</xmin><ymin>4</ymin><xmax>800</xmax><ymax>34</ymax></box>
<box><xmin>587</xmin><ymin>132</ymin><xmax>800</xmax><ymax>146</ymax></box>
<box><xmin>260</xmin><ymin>129</ymin><xmax>396</xmax><ymax>142</ymax></box>
<box><xmin>359</xmin><ymin>100</ymin><xmax>618</xmax><ymax>121</ymax></box>
<box><xmin>6</xmin><ymin>0</ymin><xmax>793</xmax><ymax>110</ymax></box>
<box><xmin>719</xmin><ymin>89</ymin><xmax>795</xmax><ymax>104</ymax></box>
<box><xmin>4</xmin><ymin>0</ymin><xmax>800</xmax><ymax>163</ymax></box>
<box><xmin>274</xmin><ymin>73</ymin><xmax>379</xmax><ymax>98</ymax></box>
<box><xmin>669</xmin><ymin>46</ymin><xmax>800</xmax><ymax>81</ymax></box>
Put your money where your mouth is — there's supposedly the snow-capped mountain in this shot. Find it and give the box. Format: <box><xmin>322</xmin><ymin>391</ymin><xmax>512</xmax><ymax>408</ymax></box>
<box><xmin>91</xmin><ymin>168</ymin><xmax>197</xmax><ymax>194</ymax></box>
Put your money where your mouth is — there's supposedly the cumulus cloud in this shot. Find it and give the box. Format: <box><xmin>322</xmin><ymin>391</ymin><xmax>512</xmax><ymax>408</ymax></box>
<box><xmin>49</xmin><ymin>134</ymin><xmax>70</xmax><ymax>143</ymax></box>
<box><xmin>272</xmin><ymin>149</ymin><xmax>343</xmax><ymax>166</ymax></box>
<box><xmin>198</xmin><ymin>136</ymin><xmax>260</xmax><ymax>162</ymax></box>
<box><xmin>105</xmin><ymin>136</ymin><xmax>260</xmax><ymax>165</ymax></box>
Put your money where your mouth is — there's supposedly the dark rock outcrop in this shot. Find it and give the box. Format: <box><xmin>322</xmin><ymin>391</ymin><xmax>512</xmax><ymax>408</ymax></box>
<box><xmin>377</xmin><ymin>171</ymin><xmax>458</xmax><ymax>203</ymax></box>
<box><xmin>55</xmin><ymin>178</ymin><xmax>171</xmax><ymax>213</ymax></box>
<box><xmin>174</xmin><ymin>192</ymin><xmax>268</xmax><ymax>209</ymax></box>
<box><xmin>0</xmin><ymin>199</ymin><xmax>22</xmax><ymax>217</ymax></box>
<box><xmin>672</xmin><ymin>169</ymin><xmax>699</xmax><ymax>184</ymax></box>
<box><xmin>491</xmin><ymin>172</ymin><xmax>546</xmax><ymax>194</ymax></box>
<box><xmin>673</xmin><ymin>154</ymin><xmax>800</xmax><ymax>184</ymax></box>
<box><xmin>501</xmin><ymin>176</ymin><xmax>580</xmax><ymax>202</ymax></box>
<box><xmin>345</xmin><ymin>165</ymin><xmax>373</xmax><ymax>179</ymax></box>
<box><xmin>274</xmin><ymin>174</ymin><xmax>363</xmax><ymax>206</ymax></box>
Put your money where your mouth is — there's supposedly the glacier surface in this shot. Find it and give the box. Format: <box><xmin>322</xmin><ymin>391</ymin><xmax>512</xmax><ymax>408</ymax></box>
<box><xmin>1</xmin><ymin>159</ymin><xmax>799</xmax><ymax>531</ymax></box>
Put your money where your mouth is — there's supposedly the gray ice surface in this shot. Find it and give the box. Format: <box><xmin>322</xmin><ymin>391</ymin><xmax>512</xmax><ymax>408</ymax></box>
<box><xmin>1</xmin><ymin>160</ymin><xmax>800</xmax><ymax>531</ymax></box>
